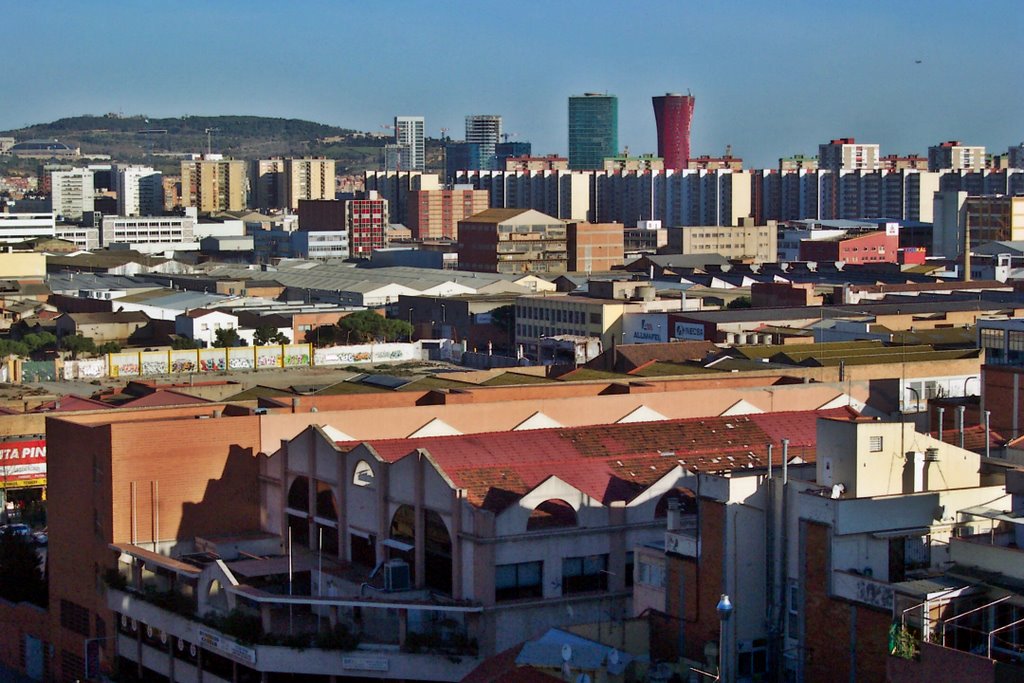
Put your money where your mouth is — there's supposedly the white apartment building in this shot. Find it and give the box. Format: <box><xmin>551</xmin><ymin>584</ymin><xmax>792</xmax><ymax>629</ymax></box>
<box><xmin>818</xmin><ymin>138</ymin><xmax>881</xmax><ymax>171</ymax></box>
<box><xmin>928</xmin><ymin>141</ymin><xmax>986</xmax><ymax>171</ymax></box>
<box><xmin>100</xmin><ymin>215</ymin><xmax>196</xmax><ymax>250</ymax></box>
<box><xmin>114</xmin><ymin>165</ymin><xmax>163</xmax><ymax>216</ymax></box>
<box><xmin>0</xmin><ymin>212</ymin><xmax>56</xmax><ymax>242</ymax></box>
<box><xmin>50</xmin><ymin>168</ymin><xmax>94</xmax><ymax>220</ymax></box>
<box><xmin>394</xmin><ymin>116</ymin><xmax>425</xmax><ymax>172</ymax></box>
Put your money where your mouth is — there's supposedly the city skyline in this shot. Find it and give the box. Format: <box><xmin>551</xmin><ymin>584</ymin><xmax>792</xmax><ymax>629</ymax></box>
<box><xmin>3</xmin><ymin>2</ymin><xmax>1022</xmax><ymax>169</ymax></box>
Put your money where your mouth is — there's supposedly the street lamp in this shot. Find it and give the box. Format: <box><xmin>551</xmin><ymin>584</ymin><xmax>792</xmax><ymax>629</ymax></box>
<box><xmin>717</xmin><ymin>594</ymin><xmax>734</xmax><ymax>683</ymax></box>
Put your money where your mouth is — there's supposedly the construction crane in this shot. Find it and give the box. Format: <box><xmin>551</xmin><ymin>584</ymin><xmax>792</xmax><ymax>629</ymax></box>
<box><xmin>440</xmin><ymin>127</ymin><xmax>449</xmax><ymax>142</ymax></box>
<box><xmin>204</xmin><ymin>127</ymin><xmax>219</xmax><ymax>156</ymax></box>
<box><xmin>500</xmin><ymin>132</ymin><xmax>518</xmax><ymax>143</ymax></box>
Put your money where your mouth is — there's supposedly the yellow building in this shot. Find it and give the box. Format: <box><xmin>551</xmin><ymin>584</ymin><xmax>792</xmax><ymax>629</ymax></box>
<box><xmin>0</xmin><ymin>249</ymin><xmax>45</xmax><ymax>280</ymax></box>
<box><xmin>669</xmin><ymin>218</ymin><xmax>778</xmax><ymax>262</ymax></box>
<box><xmin>180</xmin><ymin>158</ymin><xmax>247</xmax><ymax>213</ymax></box>
<box><xmin>966</xmin><ymin>195</ymin><xmax>1024</xmax><ymax>248</ymax></box>
<box><xmin>286</xmin><ymin>158</ymin><xmax>335</xmax><ymax>210</ymax></box>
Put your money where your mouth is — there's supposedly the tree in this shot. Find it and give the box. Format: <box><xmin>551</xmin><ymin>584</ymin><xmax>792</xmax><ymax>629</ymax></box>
<box><xmin>213</xmin><ymin>327</ymin><xmax>246</xmax><ymax>348</ymax></box>
<box><xmin>726</xmin><ymin>296</ymin><xmax>752</xmax><ymax>310</ymax></box>
<box><xmin>253</xmin><ymin>325</ymin><xmax>289</xmax><ymax>346</ymax></box>
<box><xmin>0</xmin><ymin>532</ymin><xmax>46</xmax><ymax>607</ymax></box>
<box><xmin>0</xmin><ymin>339</ymin><xmax>29</xmax><ymax>358</ymax></box>
<box><xmin>59</xmin><ymin>334</ymin><xmax>96</xmax><ymax>359</ymax></box>
<box><xmin>172</xmin><ymin>337</ymin><xmax>205</xmax><ymax>350</ymax></box>
<box><xmin>96</xmin><ymin>341</ymin><xmax>121</xmax><ymax>355</ymax></box>
<box><xmin>336</xmin><ymin>311</ymin><xmax>412</xmax><ymax>344</ymax></box>
<box><xmin>22</xmin><ymin>332</ymin><xmax>56</xmax><ymax>354</ymax></box>
<box><xmin>305</xmin><ymin>325</ymin><xmax>339</xmax><ymax>347</ymax></box>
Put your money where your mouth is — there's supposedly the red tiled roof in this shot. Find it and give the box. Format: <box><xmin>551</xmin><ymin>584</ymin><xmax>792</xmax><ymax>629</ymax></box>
<box><xmin>462</xmin><ymin>644</ymin><xmax>563</xmax><ymax>683</ymax></box>
<box><xmin>348</xmin><ymin>407</ymin><xmax>857</xmax><ymax>512</ymax></box>
<box><xmin>931</xmin><ymin>424</ymin><xmax>1005</xmax><ymax>451</ymax></box>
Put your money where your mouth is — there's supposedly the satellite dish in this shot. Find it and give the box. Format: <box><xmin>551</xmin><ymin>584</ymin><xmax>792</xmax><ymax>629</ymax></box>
<box><xmin>562</xmin><ymin>644</ymin><xmax>573</xmax><ymax>663</ymax></box>
<box><xmin>608</xmin><ymin>648</ymin><xmax>620</xmax><ymax>667</ymax></box>
<box><xmin>577</xmin><ymin>674</ymin><xmax>592</xmax><ymax>683</ymax></box>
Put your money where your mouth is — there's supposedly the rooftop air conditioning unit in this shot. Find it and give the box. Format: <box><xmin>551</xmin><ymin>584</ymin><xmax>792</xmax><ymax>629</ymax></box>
<box><xmin>384</xmin><ymin>559</ymin><xmax>411</xmax><ymax>592</ymax></box>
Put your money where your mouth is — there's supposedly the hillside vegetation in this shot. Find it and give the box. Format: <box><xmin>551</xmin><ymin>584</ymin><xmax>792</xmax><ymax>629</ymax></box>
<box><xmin>1</xmin><ymin>114</ymin><xmax>402</xmax><ymax>174</ymax></box>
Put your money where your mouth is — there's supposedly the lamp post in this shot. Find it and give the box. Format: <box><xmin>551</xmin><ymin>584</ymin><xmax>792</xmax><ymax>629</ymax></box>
<box><xmin>717</xmin><ymin>594</ymin><xmax>734</xmax><ymax>683</ymax></box>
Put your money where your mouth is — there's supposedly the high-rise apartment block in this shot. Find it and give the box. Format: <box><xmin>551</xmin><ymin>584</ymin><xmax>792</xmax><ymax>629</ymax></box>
<box><xmin>407</xmin><ymin>188</ymin><xmax>489</xmax><ymax>240</ymax></box>
<box><xmin>818</xmin><ymin>138</ymin><xmax>880</xmax><ymax>172</ymax></box>
<box><xmin>250</xmin><ymin>158</ymin><xmax>287</xmax><ymax>211</ymax></box>
<box><xmin>50</xmin><ymin>168</ymin><xmax>95</xmax><ymax>220</ymax></box>
<box><xmin>652</xmin><ymin>93</ymin><xmax>695</xmax><ymax>170</ymax></box>
<box><xmin>251</xmin><ymin>158</ymin><xmax>335</xmax><ymax>210</ymax></box>
<box><xmin>364</xmin><ymin>171</ymin><xmax>441</xmax><ymax>226</ymax></box>
<box><xmin>113</xmin><ymin>165</ymin><xmax>163</xmax><ymax>217</ymax></box>
<box><xmin>346</xmin><ymin>191</ymin><xmax>389</xmax><ymax>257</ymax></box>
<box><xmin>394</xmin><ymin>116</ymin><xmax>425</xmax><ymax>172</ymax></box>
<box><xmin>568</xmin><ymin>93</ymin><xmax>618</xmax><ymax>170</ymax></box>
<box><xmin>285</xmin><ymin>158</ymin><xmax>335</xmax><ymax>210</ymax></box>
<box><xmin>465</xmin><ymin>115</ymin><xmax>502</xmax><ymax>169</ymax></box>
<box><xmin>180</xmin><ymin>157</ymin><xmax>247</xmax><ymax>212</ymax></box>
<box><xmin>928</xmin><ymin>140</ymin><xmax>986</xmax><ymax>172</ymax></box>
<box><xmin>458</xmin><ymin>208</ymin><xmax>567</xmax><ymax>274</ymax></box>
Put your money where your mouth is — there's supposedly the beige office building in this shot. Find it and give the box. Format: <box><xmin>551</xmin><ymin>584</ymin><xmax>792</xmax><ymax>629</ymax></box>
<box><xmin>669</xmin><ymin>218</ymin><xmax>778</xmax><ymax>262</ymax></box>
<box><xmin>180</xmin><ymin>158</ymin><xmax>247</xmax><ymax>212</ymax></box>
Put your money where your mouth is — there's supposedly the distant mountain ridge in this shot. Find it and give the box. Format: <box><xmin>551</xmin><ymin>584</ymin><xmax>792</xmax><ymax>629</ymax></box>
<box><xmin>1</xmin><ymin>114</ymin><xmax>396</xmax><ymax>174</ymax></box>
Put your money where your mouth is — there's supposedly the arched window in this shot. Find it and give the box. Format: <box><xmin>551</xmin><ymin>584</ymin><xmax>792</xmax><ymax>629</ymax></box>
<box><xmin>315</xmin><ymin>481</ymin><xmax>338</xmax><ymax>520</ymax></box>
<box><xmin>527</xmin><ymin>499</ymin><xmax>577</xmax><ymax>531</ymax></box>
<box><xmin>206</xmin><ymin>579</ymin><xmax>227</xmax><ymax>611</ymax></box>
<box><xmin>352</xmin><ymin>460</ymin><xmax>375</xmax><ymax>487</ymax></box>
<box><xmin>287</xmin><ymin>476</ymin><xmax>310</xmax><ymax>512</ymax></box>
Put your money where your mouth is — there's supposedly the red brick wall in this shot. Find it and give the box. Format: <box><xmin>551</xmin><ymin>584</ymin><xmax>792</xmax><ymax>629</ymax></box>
<box><xmin>46</xmin><ymin>411</ymin><xmax>263</xmax><ymax>682</ymax></box>
<box><xmin>0</xmin><ymin>599</ymin><xmax>50</xmax><ymax>677</ymax></box>
<box><xmin>802</xmin><ymin>521</ymin><xmax>890</xmax><ymax>683</ymax></box>
<box><xmin>676</xmin><ymin>500</ymin><xmax>725</xmax><ymax>662</ymax></box>
<box><xmin>887</xmin><ymin>641</ymin><xmax>1009</xmax><ymax>683</ymax></box>
<box><xmin>983</xmin><ymin>365</ymin><xmax>1024</xmax><ymax>441</ymax></box>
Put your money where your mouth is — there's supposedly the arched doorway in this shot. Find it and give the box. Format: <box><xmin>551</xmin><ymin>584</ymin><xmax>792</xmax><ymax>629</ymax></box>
<box><xmin>389</xmin><ymin>505</ymin><xmax>453</xmax><ymax>594</ymax></box>
<box><xmin>287</xmin><ymin>476</ymin><xmax>310</xmax><ymax>547</ymax></box>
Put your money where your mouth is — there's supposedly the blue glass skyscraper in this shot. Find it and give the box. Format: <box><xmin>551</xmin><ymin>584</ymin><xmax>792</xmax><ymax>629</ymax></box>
<box><xmin>568</xmin><ymin>93</ymin><xmax>618</xmax><ymax>170</ymax></box>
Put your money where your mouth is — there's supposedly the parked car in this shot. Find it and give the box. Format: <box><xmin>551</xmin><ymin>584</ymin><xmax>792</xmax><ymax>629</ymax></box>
<box><xmin>0</xmin><ymin>523</ymin><xmax>31</xmax><ymax>538</ymax></box>
<box><xmin>32</xmin><ymin>529</ymin><xmax>47</xmax><ymax>546</ymax></box>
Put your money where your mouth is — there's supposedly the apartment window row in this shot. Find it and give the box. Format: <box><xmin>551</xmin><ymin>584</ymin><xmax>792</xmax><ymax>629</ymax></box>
<box><xmin>496</xmin><ymin>553</ymin><xmax>611</xmax><ymax>602</ymax></box>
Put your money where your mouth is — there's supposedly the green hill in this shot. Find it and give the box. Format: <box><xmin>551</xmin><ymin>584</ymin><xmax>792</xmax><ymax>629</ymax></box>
<box><xmin>0</xmin><ymin>114</ymin><xmax>405</xmax><ymax>174</ymax></box>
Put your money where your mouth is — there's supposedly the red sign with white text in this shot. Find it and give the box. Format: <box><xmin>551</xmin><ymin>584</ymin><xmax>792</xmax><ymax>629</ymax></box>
<box><xmin>0</xmin><ymin>440</ymin><xmax>46</xmax><ymax>487</ymax></box>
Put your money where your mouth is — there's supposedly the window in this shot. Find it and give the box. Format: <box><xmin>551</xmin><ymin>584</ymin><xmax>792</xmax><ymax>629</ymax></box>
<box><xmin>868</xmin><ymin>435</ymin><xmax>883</xmax><ymax>452</ymax></box>
<box><xmin>636</xmin><ymin>559</ymin><xmax>665</xmax><ymax>588</ymax></box>
<box><xmin>60</xmin><ymin>600</ymin><xmax>90</xmax><ymax>637</ymax></box>
<box><xmin>562</xmin><ymin>554</ymin><xmax>608</xmax><ymax>594</ymax></box>
<box><xmin>495</xmin><ymin>561</ymin><xmax>543</xmax><ymax>601</ymax></box>
<box><xmin>626</xmin><ymin>551</ymin><xmax>635</xmax><ymax>587</ymax></box>
<box><xmin>738</xmin><ymin>638</ymin><xmax>768</xmax><ymax>678</ymax></box>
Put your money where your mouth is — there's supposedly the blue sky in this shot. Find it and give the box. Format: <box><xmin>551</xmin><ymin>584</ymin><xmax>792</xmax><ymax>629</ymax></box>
<box><xmin>5</xmin><ymin>1</ymin><xmax>1022</xmax><ymax>167</ymax></box>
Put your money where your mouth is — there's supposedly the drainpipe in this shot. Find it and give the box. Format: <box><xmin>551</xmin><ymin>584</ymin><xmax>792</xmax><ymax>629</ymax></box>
<box><xmin>936</xmin><ymin>407</ymin><xmax>944</xmax><ymax>443</ymax></box>
<box><xmin>985</xmin><ymin>411</ymin><xmax>991</xmax><ymax>459</ymax></box>
<box><xmin>957</xmin><ymin>405</ymin><xmax>966</xmax><ymax>449</ymax></box>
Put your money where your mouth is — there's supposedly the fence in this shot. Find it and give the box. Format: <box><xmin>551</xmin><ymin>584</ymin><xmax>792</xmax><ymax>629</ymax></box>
<box><xmin>60</xmin><ymin>342</ymin><xmax>426</xmax><ymax>381</ymax></box>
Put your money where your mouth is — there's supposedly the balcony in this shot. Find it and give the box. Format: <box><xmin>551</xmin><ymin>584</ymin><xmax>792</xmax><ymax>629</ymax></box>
<box><xmin>664</xmin><ymin>515</ymin><xmax>699</xmax><ymax>558</ymax></box>
<box><xmin>108</xmin><ymin>542</ymin><xmax>483</xmax><ymax>681</ymax></box>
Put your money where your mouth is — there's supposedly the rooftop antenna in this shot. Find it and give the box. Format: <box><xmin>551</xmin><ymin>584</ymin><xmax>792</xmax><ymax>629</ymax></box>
<box><xmin>204</xmin><ymin>127</ymin><xmax>219</xmax><ymax>156</ymax></box>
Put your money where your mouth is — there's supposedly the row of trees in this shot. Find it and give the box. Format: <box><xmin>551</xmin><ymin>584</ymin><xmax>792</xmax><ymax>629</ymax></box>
<box><xmin>304</xmin><ymin>311</ymin><xmax>413</xmax><ymax>346</ymax></box>
<box><xmin>0</xmin><ymin>332</ymin><xmax>120</xmax><ymax>359</ymax></box>
<box><xmin>172</xmin><ymin>325</ymin><xmax>291</xmax><ymax>350</ymax></box>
